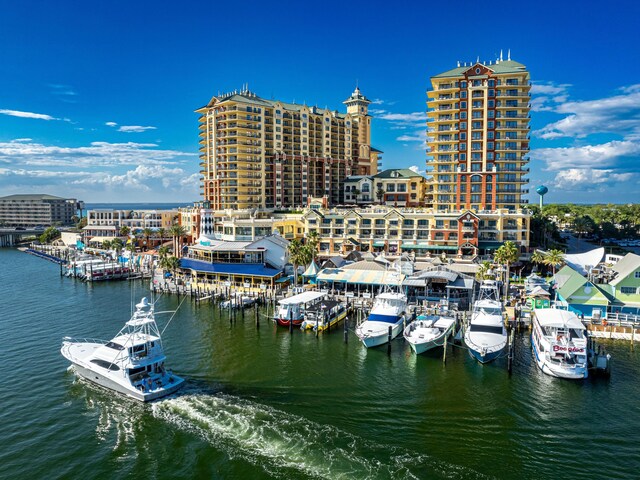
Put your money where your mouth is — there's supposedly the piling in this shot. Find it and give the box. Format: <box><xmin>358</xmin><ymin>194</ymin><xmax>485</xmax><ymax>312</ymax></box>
<box><xmin>344</xmin><ymin>314</ymin><xmax>348</xmax><ymax>344</ymax></box>
<box><xmin>507</xmin><ymin>329</ymin><xmax>515</xmax><ymax>375</ymax></box>
<box><xmin>289</xmin><ymin>309</ymin><xmax>293</xmax><ymax>335</ymax></box>
<box><xmin>387</xmin><ymin>325</ymin><xmax>392</xmax><ymax>355</ymax></box>
<box><xmin>255</xmin><ymin>303</ymin><xmax>259</xmax><ymax>329</ymax></box>
<box><xmin>443</xmin><ymin>334</ymin><xmax>448</xmax><ymax>364</ymax></box>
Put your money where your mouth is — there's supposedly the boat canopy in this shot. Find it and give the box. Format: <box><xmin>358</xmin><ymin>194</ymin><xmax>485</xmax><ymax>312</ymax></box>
<box><xmin>534</xmin><ymin>309</ymin><xmax>585</xmax><ymax>330</ymax></box>
<box><xmin>278</xmin><ymin>291</ymin><xmax>326</xmax><ymax>305</ymax></box>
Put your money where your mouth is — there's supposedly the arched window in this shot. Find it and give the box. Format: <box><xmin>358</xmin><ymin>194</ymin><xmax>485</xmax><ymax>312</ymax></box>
<box><xmin>471</xmin><ymin>175</ymin><xmax>482</xmax><ymax>183</ymax></box>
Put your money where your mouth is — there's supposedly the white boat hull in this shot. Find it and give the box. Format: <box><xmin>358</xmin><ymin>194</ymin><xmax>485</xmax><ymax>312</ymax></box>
<box><xmin>356</xmin><ymin>319</ymin><xmax>404</xmax><ymax>348</ymax></box>
<box><xmin>404</xmin><ymin>318</ymin><xmax>455</xmax><ymax>355</ymax></box>
<box><xmin>531</xmin><ymin>336</ymin><xmax>588</xmax><ymax>380</ymax></box>
<box><xmin>70</xmin><ymin>362</ymin><xmax>184</xmax><ymax>402</ymax></box>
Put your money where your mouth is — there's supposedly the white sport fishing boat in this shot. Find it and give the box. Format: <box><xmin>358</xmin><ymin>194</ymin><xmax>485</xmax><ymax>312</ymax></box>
<box><xmin>531</xmin><ymin>308</ymin><xmax>588</xmax><ymax>379</ymax></box>
<box><xmin>464</xmin><ymin>280</ymin><xmax>508</xmax><ymax>363</ymax></box>
<box><xmin>404</xmin><ymin>314</ymin><xmax>456</xmax><ymax>355</ymax></box>
<box><xmin>355</xmin><ymin>291</ymin><xmax>408</xmax><ymax>348</ymax></box>
<box><xmin>61</xmin><ymin>297</ymin><xmax>185</xmax><ymax>401</ymax></box>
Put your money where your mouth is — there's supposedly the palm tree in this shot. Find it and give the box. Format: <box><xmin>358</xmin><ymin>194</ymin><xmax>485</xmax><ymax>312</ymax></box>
<box><xmin>158</xmin><ymin>245</ymin><xmax>170</xmax><ymax>260</ymax></box>
<box><xmin>543</xmin><ymin>249</ymin><xmax>565</xmax><ymax>276</ymax></box>
<box><xmin>494</xmin><ymin>241</ymin><xmax>519</xmax><ymax>298</ymax></box>
<box><xmin>101</xmin><ymin>239</ymin><xmax>112</xmax><ymax>251</ymax></box>
<box><xmin>376</xmin><ymin>185</ymin><xmax>385</xmax><ymax>205</ymax></box>
<box><xmin>530</xmin><ymin>250</ymin><xmax>546</xmax><ymax>275</ymax></box>
<box><xmin>475</xmin><ymin>260</ymin><xmax>494</xmax><ymax>281</ymax></box>
<box><xmin>306</xmin><ymin>230</ymin><xmax>320</xmax><ymax>262</ymax></box>
<box><xmin>111</xmin><ymin>238</ymin><xmax>124</xmax><ymax>261</ymax></box>
<box><xmin>157</xmin><ymin>227</ymin><xmax>166</xmax><ymax>245</ymax></box>
<box><xmin>288</xmin><ymin>238</ymin><xmax>304</xmax><ymax>286</ymax></box>
<box><xmin>169</xmin><ymin>224</ymin><xmax>187</xmax><ymax>257</ymax></box>
<box><xmin>119</xmin><ymin>225</ymin><xmax>131</xmax><ymax>237</ymax></box>
<box><xmin>142</xmin><ymin>227</ymin><xmax>154</xmax><ymax>250</ymax></box>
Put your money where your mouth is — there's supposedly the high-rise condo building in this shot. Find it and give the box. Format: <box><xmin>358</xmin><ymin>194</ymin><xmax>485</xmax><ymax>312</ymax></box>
<box><xmin>426</xmin><ymin>55</ymin><xmax>530</xmax><ymax>212</ymax></box>
<box><xmin>197</xmin><ymin>87</ymin><xmax>381</xmax><ymax>210</ymax></box>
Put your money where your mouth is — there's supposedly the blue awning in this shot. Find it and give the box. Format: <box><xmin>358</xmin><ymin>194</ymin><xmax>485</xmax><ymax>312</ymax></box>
<box><xmin>179</xmin><ymin>258</ymin><xmax>282</xmax><ymax>278</ymax></box>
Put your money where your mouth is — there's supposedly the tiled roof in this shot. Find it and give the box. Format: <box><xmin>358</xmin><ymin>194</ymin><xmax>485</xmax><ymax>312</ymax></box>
<box><xmin>432</xmin><ymin>60</ymin><xmax>528</xmax><ymax>78</ymax></box>
<box><xmin>374</xmin><ymin>168</ymin><xmax>424</xmax><ymax>179</ymax></box>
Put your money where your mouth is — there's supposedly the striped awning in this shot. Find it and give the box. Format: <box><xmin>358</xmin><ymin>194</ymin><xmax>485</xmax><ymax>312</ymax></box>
<box><xmin>316</xmin><ymin>268</ymin><xmax>404</xmax><ymax>286</ymax></box>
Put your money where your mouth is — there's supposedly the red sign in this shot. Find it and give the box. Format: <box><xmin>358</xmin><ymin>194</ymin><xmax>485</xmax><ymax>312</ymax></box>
<box><xmin>553</xmin><ymin>345</ymin><xmax>584</xmax><ymax>353</ymax></box>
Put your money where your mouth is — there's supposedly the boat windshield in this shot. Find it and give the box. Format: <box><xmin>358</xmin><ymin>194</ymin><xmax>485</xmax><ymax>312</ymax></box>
<box><xmin>478</xmin><ymin>307</ymin><xmax>502</xmax><ymax>316</ymax></box>
<box><xmin>469</xmin><ymin>324</ymin><xmax>504</xmax><ymax>335</ymax></box>
<box><xmin>105</xmin><ymin>341</ymin><xmax>124</xmax><ymax>351</ymax></box>
<box><xmin>90</xmin><ymin>359</ymin><xmax>120</xmax><ymax>371</ymax></box>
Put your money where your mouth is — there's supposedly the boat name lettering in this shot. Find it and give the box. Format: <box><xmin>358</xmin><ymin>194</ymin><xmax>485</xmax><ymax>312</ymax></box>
<box><xmin>552</xmin><ymin>345</ymin><xmax>584</xmax><ymax>353</ymax></box>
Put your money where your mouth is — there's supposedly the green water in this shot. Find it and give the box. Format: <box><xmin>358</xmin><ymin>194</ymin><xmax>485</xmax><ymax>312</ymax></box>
<box><xmin>1</xmin><ymin>248</ymin><xmax>638</xmax><ymax>479</ymax></box>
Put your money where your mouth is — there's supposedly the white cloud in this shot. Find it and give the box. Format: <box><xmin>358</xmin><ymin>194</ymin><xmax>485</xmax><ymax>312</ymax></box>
<box><xmin>408</xmin><ymin>165</ymin><xmax>426</xmax><ymax>176</ymax></box>
<box><xmin>530</xmin><ymin>82</ymin><xmax>572</xmax><ymax>112</ymax></box>
<box><xmin>377</xmin><ymin>112</ymin><xmax>427</xmax><ymax>123</ymax></box>
<box><xmin>0</xmin><ymin>139</ymin><xmax>195</xmax><ymax>168</ymax></box>
<box><xmin>0</xmin><ymin>109</ymin><xmax>57</xmax><ymax>121</ymax></box>
<box><xmin>534</xmin><ymin>140</ymin><xmax>640</xmax><ymax>170</ymax></box>
<box><xmin>117</xmin><ymin>125</ymin><xmax>157</xmax><ymax>133</ymax></box>
<box><xmin>370</xmin><ymin>98</ymin><xmax>385</xmax><ymax>105</ymax></box>
<box><xmin>530</xmin><ymin>82</ymin><xmax>572</xmax><ymax>95</ymax></box>
<box><xmin>397</xmin><ymin>131</ymin><xmax>427</xmax><ymax>143</ymax></box>
<box><xmin>553</xmin><ymin>168</ymin><xmax>635</xmax><ymax>189</ymax></box>
<box><xmin>533</xmin><ymin>85</ymin><xmax>640</xmax><ymax>139</ymax></box>
<box><xmin>105</xmin><ymin>121</ymin><xmax>118</xmax><ymax>127</ymax></box>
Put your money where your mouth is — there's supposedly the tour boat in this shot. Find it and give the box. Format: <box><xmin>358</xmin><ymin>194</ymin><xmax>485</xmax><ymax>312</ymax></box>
<box><xmin>355</xmin><ymin>291</ymin><xmax>408</xmax><ymax>348</ymax></box>
<box><xmin>403</xmin><ymin>314</ymin><xmax>456</xmax><ymax>355</ymax></box>
<box><xmin>531</xmin><ymin>308</ymin><xmax>588</xmax><ymax>379</ymax></box>
<box><xmin>464</xmin><ymin>280</ymin><xmax>508</xmax><ymax>363</ymax></box>
<box><xmin>274</xmin><ymin>291</ymin><xmax>327</xmax><ymax>327</ymax></box>
<box><xmin>300</xmin><ymin>299</ymin><xmax>348</xmax><ymax>332</ymax></box>
<box><xmin>61</xmin><ymin>297</ymin><xmax>185</xmax><ymax>402</ymax></box>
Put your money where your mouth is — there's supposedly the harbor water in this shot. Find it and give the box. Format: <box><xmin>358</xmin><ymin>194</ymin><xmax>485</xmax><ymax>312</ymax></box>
<box><xmin>1</xmin><ymin>248</ymin><xmax>639</xmax><ymax>479</ymax></box>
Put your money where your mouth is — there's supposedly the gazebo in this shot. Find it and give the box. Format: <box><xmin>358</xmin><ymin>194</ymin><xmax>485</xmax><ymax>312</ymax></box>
<box><xmin>302</xmin><ymin>260</ymin><xmax>320</xmax><ymax>284</ymax></box>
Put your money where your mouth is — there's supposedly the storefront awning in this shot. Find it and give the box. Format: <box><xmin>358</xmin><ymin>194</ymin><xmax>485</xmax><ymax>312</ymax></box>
<box><xmin>478</xmin><ymin>241</ymin><xmax>504</xmax><ymax>250</ymax></box>
<box><xmin>401</xmin><ymin>244</ymin><xmax>431</xmax><ymax>250</ymax></box>
<box><xmin>373</xmin><ymin>241</ymin><xmax>386</xmax><ymax>247</ymax></box>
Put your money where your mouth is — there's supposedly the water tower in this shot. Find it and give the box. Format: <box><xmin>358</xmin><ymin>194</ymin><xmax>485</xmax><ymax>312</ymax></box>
<box><xmin>536</xmin><ymin>185</ymin><xmax>548</xmax><ymax>209</ymax></box>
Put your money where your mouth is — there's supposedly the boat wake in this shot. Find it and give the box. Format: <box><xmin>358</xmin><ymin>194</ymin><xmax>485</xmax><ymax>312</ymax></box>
<box><xmin>152</xmin><ymin>391</ymin><xmax>488</xmax><ymax>480</ymax></box>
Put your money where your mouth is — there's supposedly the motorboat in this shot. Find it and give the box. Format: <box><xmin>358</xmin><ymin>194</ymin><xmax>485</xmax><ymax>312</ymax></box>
<box><xmin>465</xmin><ymin>280</ymin><xmax>507</xmax><ymax>363</ymax></box>
<box><xmin>355</xmin><ymin>291</ymin><xmax>408</xmax><ymax>348</ymax></box>
<box><xmin>531</xmin><ymin>308</ymin><xmax>588</xmax><ymax>379</ymax></box>
<box><xmin>220</xmin><ymin>295</ymin><xmax>256</xmax><ymax>309</ymax></box>
<box><xmin>274</xmin><ymin>291</ymin><xmax>327</xmax><ymax>327</ymax></box>
<box><xmin>300</xmin><ymin>299</ymin><xmax>348</xmax><ymax>332</ymax></box>
<box><xmin>61</xmin><ymin>297</ymin><xmax>185</xmax><ymax>402</ymax></box>
<box><xmin>404</xmin><ymin>314</ymin><xmax>456</xmax><ymax>355</ymax></box>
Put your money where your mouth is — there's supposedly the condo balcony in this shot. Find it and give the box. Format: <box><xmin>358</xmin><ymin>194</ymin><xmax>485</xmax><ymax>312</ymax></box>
<box><xmin>496</xmin><ymin>113</ymin><xmax>530</xmax><ymax>120</ymax></box>
<box><xmin>496</xmin><ymin>102</ymin><xmax>530</xmax><ymax>109</ymax></box>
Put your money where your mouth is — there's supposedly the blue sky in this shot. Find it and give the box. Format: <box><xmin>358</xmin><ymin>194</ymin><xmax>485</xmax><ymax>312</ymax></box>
<box><xmin>1</xmin><ymin>0</ymin><xmax>639</xmax><ymax>204</ymax></box>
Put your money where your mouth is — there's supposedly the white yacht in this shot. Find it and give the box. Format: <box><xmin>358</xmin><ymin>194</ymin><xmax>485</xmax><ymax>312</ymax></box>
<box><xmin>356</xmin><ymin>291</ymin><xmax>408</xmax><ymax>348</ymax></box>
<box><xmin>61</xmin><ymin>297</ymin><xmax>185</xmax><ymax>402</ymax></box>
<box><xmin>531</xmin><ymin>308</ymin><xmax>588</xmax><ymax>379</ymax></box>
<box><xmin>465</xmin><ymin>280</ymin><xmax>508</xmax><ymax>363</ymax></box>
<box><xmin>404</xmin><ymin>314</ymin><xmax>456</xmax><ymax>355</ymax></box>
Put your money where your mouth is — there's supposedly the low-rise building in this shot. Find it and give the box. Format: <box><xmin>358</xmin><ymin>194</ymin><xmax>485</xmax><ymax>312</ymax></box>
<box><xmin>343</xmin><ymin>176</ymin><xmax>374</xmax><ymax>205</ymax></box>
<box><xmin>372</xmin><ymin>169</ymin><xmax>429</xmax><ymax>207</ymax></box>
<box><xmin>0</xmin><ymin>194</ymin><xmax>80</xmax><ymax>227</ymax></box>
<box><xmin>84</xmin><ymin>208</ymin><xmax>179</xmax><ymax>246</ymax></box>
<box><xmin>607</xmin><ymin>253</ymin><xmax>640</xmax><ymax>314</ymax></box>
<box><xmin>302</xmin><ymin>206</ymin><xmax>530</xmax><ymax>258</ymax></box>
<box><xmin>180</xmin><ymin>235</ymin><xmax>289</xmax><ymax>291</ymax></box>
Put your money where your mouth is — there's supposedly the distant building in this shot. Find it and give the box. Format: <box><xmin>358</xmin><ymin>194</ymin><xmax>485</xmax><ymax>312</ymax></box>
<box><xmin>0</xmin><ymin>194</ymin><xmax>80</xmax><ymax>227</ymax></box>
<box><xmin>344</xmin><ymin>169</ymin><xmax>429</xmax><ymax>207</ymax></box>
<box><xmin>196</xmin><ymin>86</ymin><xmax>382</xmax><ymax>209</ymax></box>
<box><xmin>426</xmin><ymin>55</ymin><xmax>531</xmax><ymax>211</ymax></box>
<box><xmin>83</xmin><ymin>208</ymin><xmax>178</xmax><ymax>246</ymax></box>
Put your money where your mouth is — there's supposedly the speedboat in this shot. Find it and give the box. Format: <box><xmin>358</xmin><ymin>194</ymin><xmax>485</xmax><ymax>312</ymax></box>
<box><xmin>61</xmin><ymin>297</ymin><xmax>185</xmax><ymax>402</ymax></box>
<box><xmin>404</xmin><ymin>314</ymin><xmax>456</xmax><ymax>355</ymax></box>
<box><xmin>300</xmin><ymin>299</ymin><xmax>348</xmax><ymax>332</ymax></box>
<box><xmin>355</xmin><ymin>291</ymin><xmax>408</xmax><ymax>348</ymax></box>
<box><xmin>531</xmin><ymin>308</ymin><xmax>588</xmax><ymax>379</ymax></box>
<box><xmin>274</xmin><ymin>291</ymin><xmax>326</xmax><ymax>327</ymax></box>
<box><xmin>464</xmin><ymin>280</ymin><xmax>507</xmax><ymax>363</ymax></box>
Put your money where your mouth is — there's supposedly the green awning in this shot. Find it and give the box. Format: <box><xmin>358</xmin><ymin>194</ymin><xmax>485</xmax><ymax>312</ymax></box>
<box><xmin>479</xmin><ymin>241</ymin><xmax>504</xmax><ymax>250</ymax></box>
<box><xmin>373</xmin><ymin>241</ymin><xmax>386</xmax><ymax>247</ymax></box>
<box><xmin>426</xmin><ymin>245</ymin><xmax>458</xmax><ymax>251</ymax></box>
<box><xmin>401</xmin><ymin>244</ymin><xmax>431</xmax><ymax>250</ymax></box>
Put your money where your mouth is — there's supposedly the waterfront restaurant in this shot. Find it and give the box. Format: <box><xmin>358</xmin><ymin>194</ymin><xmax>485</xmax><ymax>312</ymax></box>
<box><xmin>179</xmin><ymin>236</ymin><xmax>287</xmax><ymax>291</ymax></box>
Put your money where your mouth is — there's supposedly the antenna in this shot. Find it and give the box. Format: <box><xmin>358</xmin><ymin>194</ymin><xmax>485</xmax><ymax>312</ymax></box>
<box><xmin>500</xmin><ymin>49</ymin><xmax>503</xmax><ymax>62</ymax></box>
<box><xmin>508</xmin><ymin>49</ymin><xmax>511</xmax><ymax>61</ymax></box>
<box><xmin>457</xmin><ymin>60</ymin><xmax>460</xmax><ymax>67</ymax></box>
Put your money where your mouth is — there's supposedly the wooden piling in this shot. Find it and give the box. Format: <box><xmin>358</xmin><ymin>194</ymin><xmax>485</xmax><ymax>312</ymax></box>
<box><xmin>255</xmin><ymin>303</ymin><xmax>259</xmax><ymax>329</ymax></box>
<box><xmin>344</xmin><ymin>314</ymin><xmax>348</xmax><ymax>343</ymax></box>
<box><xmin>443</xmin><ymin>334</ymin><xmax>447</xmax><ymax>364</ymax></box>
<box><xmin>387</xmin><ymin>325</ymin><xmax>392</xmax><ymax>355</ymax></box>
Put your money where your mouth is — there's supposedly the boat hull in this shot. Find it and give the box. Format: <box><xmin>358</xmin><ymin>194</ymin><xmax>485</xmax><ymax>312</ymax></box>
<box><xmin>301</xmin><ymin>310</ymin><xmax>348</xmax><ymax>331</ymax></box>
<box><xmin>531</xmin><ymin>335</ymin><xmax>588</xmax><ymax>379</ymax></box>
<box><xmin>275</xmin><ymin>317</ymin><xmax>304</xmax><ymax>327</ymax></box>
<box><xmin>467</xmin><ymin>346</ymin><xmax>504</xmax><ymax>364</ymax></box>
<box><xmin>70</xmin><ymin>362</ymin><xmax>184</xmax><ymax>401</ymax></box>
<box><xmin>356</xmin><ymin>319</ymin><xmax>404</xmax><ymax>348</ymax></box>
